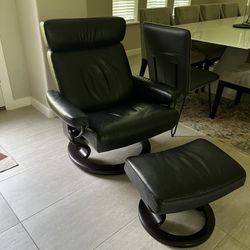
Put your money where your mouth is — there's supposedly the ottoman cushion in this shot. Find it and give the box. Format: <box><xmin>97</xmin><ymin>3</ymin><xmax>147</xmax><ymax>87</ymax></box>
<box><xmin>125</xmin><ymin>139</ymin><xmax>246</xmax><ymax>214</ymax></box>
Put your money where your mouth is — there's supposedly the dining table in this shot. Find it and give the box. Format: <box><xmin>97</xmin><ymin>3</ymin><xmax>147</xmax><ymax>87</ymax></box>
<box><xmin>176</xmin><ymin>16</ymin><xmax>250</xmax><ymax>49</ymax></box>
<box><xmin>176</xmin><ymin>16</ymin><xmax>250</xmax><ymax>98</ymax></box>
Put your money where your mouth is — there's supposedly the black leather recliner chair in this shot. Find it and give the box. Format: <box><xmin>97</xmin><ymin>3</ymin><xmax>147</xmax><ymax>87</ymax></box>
<box><xmin>41</xmin><ymin>17</ymin><xmax>179</xmax><ymax>175</ymax></box>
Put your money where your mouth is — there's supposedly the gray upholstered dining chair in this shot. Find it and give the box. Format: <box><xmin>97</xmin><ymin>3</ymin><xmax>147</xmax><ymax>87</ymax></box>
<box><xmin>211</xmin><ymin>57</ymin><xmax>250</xmax><ymax>118</ymax></box>
<box><xmin>174</xmin><ymin>5</ymin><xmax>200</xmax><ymax>24</ymax></box>
<box><xmin>221</xmin><ymin>2</ymin><xmax>240</xmax><ymax>18</ymax></box>
<box><xmin>174</xmin><ymin>5</ymin><xmax>206</xmax><ymax>67</ymax></box>
<box><xmin>200</xmin><ymin>3</ymin><xmax>222</xmax><ymax>21</ymax></box>
<box><xmin>139</xmin><ymin>7</ymin><xmax>174</xmax><ymax>76</ymax></box>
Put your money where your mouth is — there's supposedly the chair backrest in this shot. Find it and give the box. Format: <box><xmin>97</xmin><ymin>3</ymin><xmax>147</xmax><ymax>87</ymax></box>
<box><xmin>200</xmin><ymin>3</ymin><xmax>222</xmax><ymax>21</ymax></box>
<box><xmin>221</xmin><ymin>3</ymin><xmax>240</xmax><ymax>18</ymax></box>
<box><xmin>42</xmin><ymin>17</ymin><xmax>134</xmax><ymax>112</ymax></box>
<box><xmin>174</xmin><ymin>5</ymin><xmax>201</xmax><ymax>24</ymax></box>
<box><xmin>144</xmin><ymin>23</ymin><xmax>191</xmax><ymax>96</ymax></box>
<box><xmin>139</xmin><ymin>7</ymin><xmax>173</xmax><ymax>59</ymax></box>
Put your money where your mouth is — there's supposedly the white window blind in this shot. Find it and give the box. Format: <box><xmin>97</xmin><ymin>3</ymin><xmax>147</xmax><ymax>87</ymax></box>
<box><xmin>112</xmin><ymin>0</ymin><xmax>136</xmax><ymax>21</ymax></box>
<box><xmin>147</xmin><ymin>0</ymin><xmax>167</xmax><ymax>8</ymax></box>
<box><xmin>173</xmin><ymin>0</ymin><xmax>190</xmax><ymax>9</ymax></box>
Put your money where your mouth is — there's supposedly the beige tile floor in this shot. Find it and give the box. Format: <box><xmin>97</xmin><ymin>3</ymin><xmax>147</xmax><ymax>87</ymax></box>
<box><xmin>0</xmin><ymin>55</ymin><xmax>249</xmax><ymax>250</ymax></box>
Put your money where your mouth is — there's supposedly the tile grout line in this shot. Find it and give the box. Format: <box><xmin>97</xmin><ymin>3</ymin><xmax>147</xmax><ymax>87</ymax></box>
<box><xmin>215</xmin><ymin>219</ymin><xmax>250</xmax><ymax>250</ymax></box>
<box><xmin>0</xmin><ymin>192</ymin><xmax>19</xmax><ymax>235</ymax></box>
<box><xmin>20</xmin><ymin>179</ymin><xmax>98</xmax><ymax>224</ymax></box>
<box><xmin>0</xmin><ymin>180</ymin><xmax>81</xmax><ymax>224</ymax></box>
<box><xmin>93</xmin><ymin>215</ymin><xmax>139</xmax><ymax>249</ymax></box>
<box><xmin>227</xmin><ymin>208</ymin><xmax>250</xmax><ymax>249</ymax></box>
<box><xmin>0</xmin><ymin>192</ymin><xmax>20</xmax><ymax>226</ymax></box>
<box><xmin>0</xmin><ymin>192</ymin><xmax>40</xmax><ymax>250</ymax></box>
<box><xmin>214</xmin><ymin>233</ymin><xmax>250</xmax><ymax>250</ymax></box>
<box><xmin>0</xmin><ymin>183</ymin><xmax>92</xmax><ymax>246</ymax></box>
<box><xmin>21</xmin><ymin>190</ymin><xmax>82</xmax><ymax>223</ymax></box>
<box><xmin>21</xmin><ymin>224</ymin><xmax>40</xmax><ymax>250</ymax></box>
<box><xmin>228</xmin><ymin>231</ymin><xmax>250</xmax><ymax>249</ymax></box>
<box><xmin>211</xmin><ymin>225</ymin><xmax>228</xmax><ymax>250</ymax></box>
<box><xmin>0</xmin><ymin>166</ymin><xmax>34</xmax><ymax>184</ymax></box>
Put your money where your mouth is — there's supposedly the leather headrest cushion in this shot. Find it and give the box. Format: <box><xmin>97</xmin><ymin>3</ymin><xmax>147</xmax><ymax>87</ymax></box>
<box><xmin>43</xmin><ymin>17</ymin><xmax>126</xmax><ymax>52</ymax></box>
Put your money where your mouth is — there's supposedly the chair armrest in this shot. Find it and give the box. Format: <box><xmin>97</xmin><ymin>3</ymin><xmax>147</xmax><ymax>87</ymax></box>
<box><xmin>133</xmin><ymin>76</ymin><xmax>179</xmax><ymax>104</ymax></box>
<box><xmin>46</xmin><ymin>90</ymin><xmax>89</xmax><ymax>128</ymax></box>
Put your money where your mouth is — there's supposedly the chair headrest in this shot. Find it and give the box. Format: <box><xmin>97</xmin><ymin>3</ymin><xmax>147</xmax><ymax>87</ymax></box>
<box><xmin>42</xmin><ymin>17</ymin><xmax>126</xmax><ymax>52</ymax></box>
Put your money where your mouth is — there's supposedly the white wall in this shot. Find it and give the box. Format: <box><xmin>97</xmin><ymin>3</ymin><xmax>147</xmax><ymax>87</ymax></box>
<box><xmin>0</xmin><ymin>87</ymin><xmax>4</xmax><ymax>107</ymax></box>
<box><xmin>15</xmin><ymin>0</ymin><xmax>48</xmax><ymax>109</ymax></box>
<box><xmin>0</xmin><ymin>0</ymin><xmax>30</xmax><ymax>100</ymax></box>
<box><xmin>87</xmin><ymin>0</ymin><xmax>111</xmax><ymax>17</ymax></box>
<box><xmin>13</xmin><ymin>0</ymin><xmax>88</xmax><ymax>112</ymax></box>
<box><xmin>36</xmin><ymin>0</ymin><xmax>87</xmax><ymax>20</ymax></box>
<box><xmin>36</xmin><ymin>0</ymin><xmax>87</xmax><ymax>92</ymax></box>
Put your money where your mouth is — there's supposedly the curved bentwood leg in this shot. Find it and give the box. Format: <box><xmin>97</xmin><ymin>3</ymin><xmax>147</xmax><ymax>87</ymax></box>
<box><xmin>138</xmin><ymin>200</ymin><xmax>215</xmax><ymax>248</ymax></box>
<box><xmin>68</xmin><ymin>140</ymin><xmax>151</xmax><ymax>175</ymax></box>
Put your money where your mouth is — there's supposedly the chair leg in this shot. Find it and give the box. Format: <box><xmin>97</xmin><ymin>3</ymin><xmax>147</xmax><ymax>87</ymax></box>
<box><xmin>191</xmin><ymin>61</ymin><xmax>204</xmax><ymax>69</ymax></box>
<box><xmin>171</xmin><ymin>95</ymin><xmax>187</xmax><ymax>137</ymax></box>
<box><xmin>202</xmin><ymin>59</ymin><xmax>211</xmax><ymax>93</ymax></box>
<box><xmin>210</xmin><ymin>82</ymin><xmax>224</xmax><ymax>119</ymax></box>
<box><xmin>139</xmin><ymin>59</ymin><xmax>148</xmax><ymax>76</ymax></box>
<box><xmin>235</xmin><ymin>91</ymin><xmax>243</xmax><ymax>105</ymax></box>
<box><xmin>171</xmin><ymin>125</ymin><xmax>178</xmax><ymax>137</ymax></box>
<box><xmin>208</xmin><ymin>84</ymin><xmax>212</xmax><ymax>117</ymax></box>
<box><xmin>204</xmin><ymin>60</ymin><xmax>210</xmax><ymax>70</ymax></box>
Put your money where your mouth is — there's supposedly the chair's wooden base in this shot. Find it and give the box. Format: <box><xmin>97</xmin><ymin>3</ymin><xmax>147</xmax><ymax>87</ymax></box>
<box><xmin>138</xmin><ymin>200</ymin><xmax>215</xmax><ymax>248</ymax></box>
<box><xmin>68</xmin><ymin>140</ymin><xmax>151</xmax><ymax>175</ymax></box>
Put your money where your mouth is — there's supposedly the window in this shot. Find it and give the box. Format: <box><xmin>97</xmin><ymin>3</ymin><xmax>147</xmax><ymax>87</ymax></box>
<box><xmin>112</xmin><ymin>0</ymin><xmax>136</xmax><ymax>22</ymax></box>
<box><xmin>173</xmin><ymin>0</ymin><xmax>191</xmax><ymax>10</ymax></box>
<box><xmin>147</xmin><ymin>0</ymin><xmax>167</xmax><ymax>8</ymax></box>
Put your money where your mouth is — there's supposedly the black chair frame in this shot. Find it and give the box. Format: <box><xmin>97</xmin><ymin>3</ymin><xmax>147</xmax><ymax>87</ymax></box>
<box><xmin>143</xmin><ymin>23</ymin><xmax>218</xmax><ymax>135</ymax></box>
<box><xmin>211</xmin><ymin>80</ymin><xmax>250</xmax><ymax>118</ymax></box>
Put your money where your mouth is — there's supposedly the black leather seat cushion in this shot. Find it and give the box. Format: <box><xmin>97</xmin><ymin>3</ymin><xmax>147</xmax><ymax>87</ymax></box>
<box><xmin>85</xmin><ymin>101</ymin><xmax>179</xmax><ymax>152</ymax></box>
<box><xmin>191</xmin><ymin>67</ymin><xmax>218</xmax><ymax>90</ymax></box>
<box><xmin>125</xmin><ymin>139</ymin><xmax>246</xmax><ymax>214</ymax></box>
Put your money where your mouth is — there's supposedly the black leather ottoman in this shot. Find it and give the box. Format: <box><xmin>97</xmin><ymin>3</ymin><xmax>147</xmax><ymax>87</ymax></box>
<box><xmin>125</xmin><ymin>139</ymin><xmax>246</xmax><ymax>248</ymax></box>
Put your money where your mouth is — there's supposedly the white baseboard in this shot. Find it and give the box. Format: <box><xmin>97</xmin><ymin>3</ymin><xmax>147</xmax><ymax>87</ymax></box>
<box><xmin>126</xmin><ymin>48</ymin><xmax>141</xmax><ymax>57</ymax></box>
<box><xmin>31</xmin><ymin>98</ymin><xmax>54</xmax><ymax>118</ymax></box>
<box><xmin>6</xmin><ymin>95</ymin><xmax>54</xmax><ymax>118</ymax></box>
<box><xmin>6</xmin><ymin>96</ymin><xmax>54</xmax><ymax>118</ymax></box>
<box><xmin>7</xmin><ymin>97</ymin><xmax>31</xmax><ymax>110</ymax></box>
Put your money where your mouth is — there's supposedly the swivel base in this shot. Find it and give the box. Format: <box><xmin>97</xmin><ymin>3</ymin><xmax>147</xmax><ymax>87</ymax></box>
<box><xmin>138</xmin><ymin>200</ymin><xmax>215</xmax><ymax>248</ymax></box>
<box><xmin>68</xmin><ymin>140</ymin><xmax>151</xmax><ymax>175</ymax></box>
